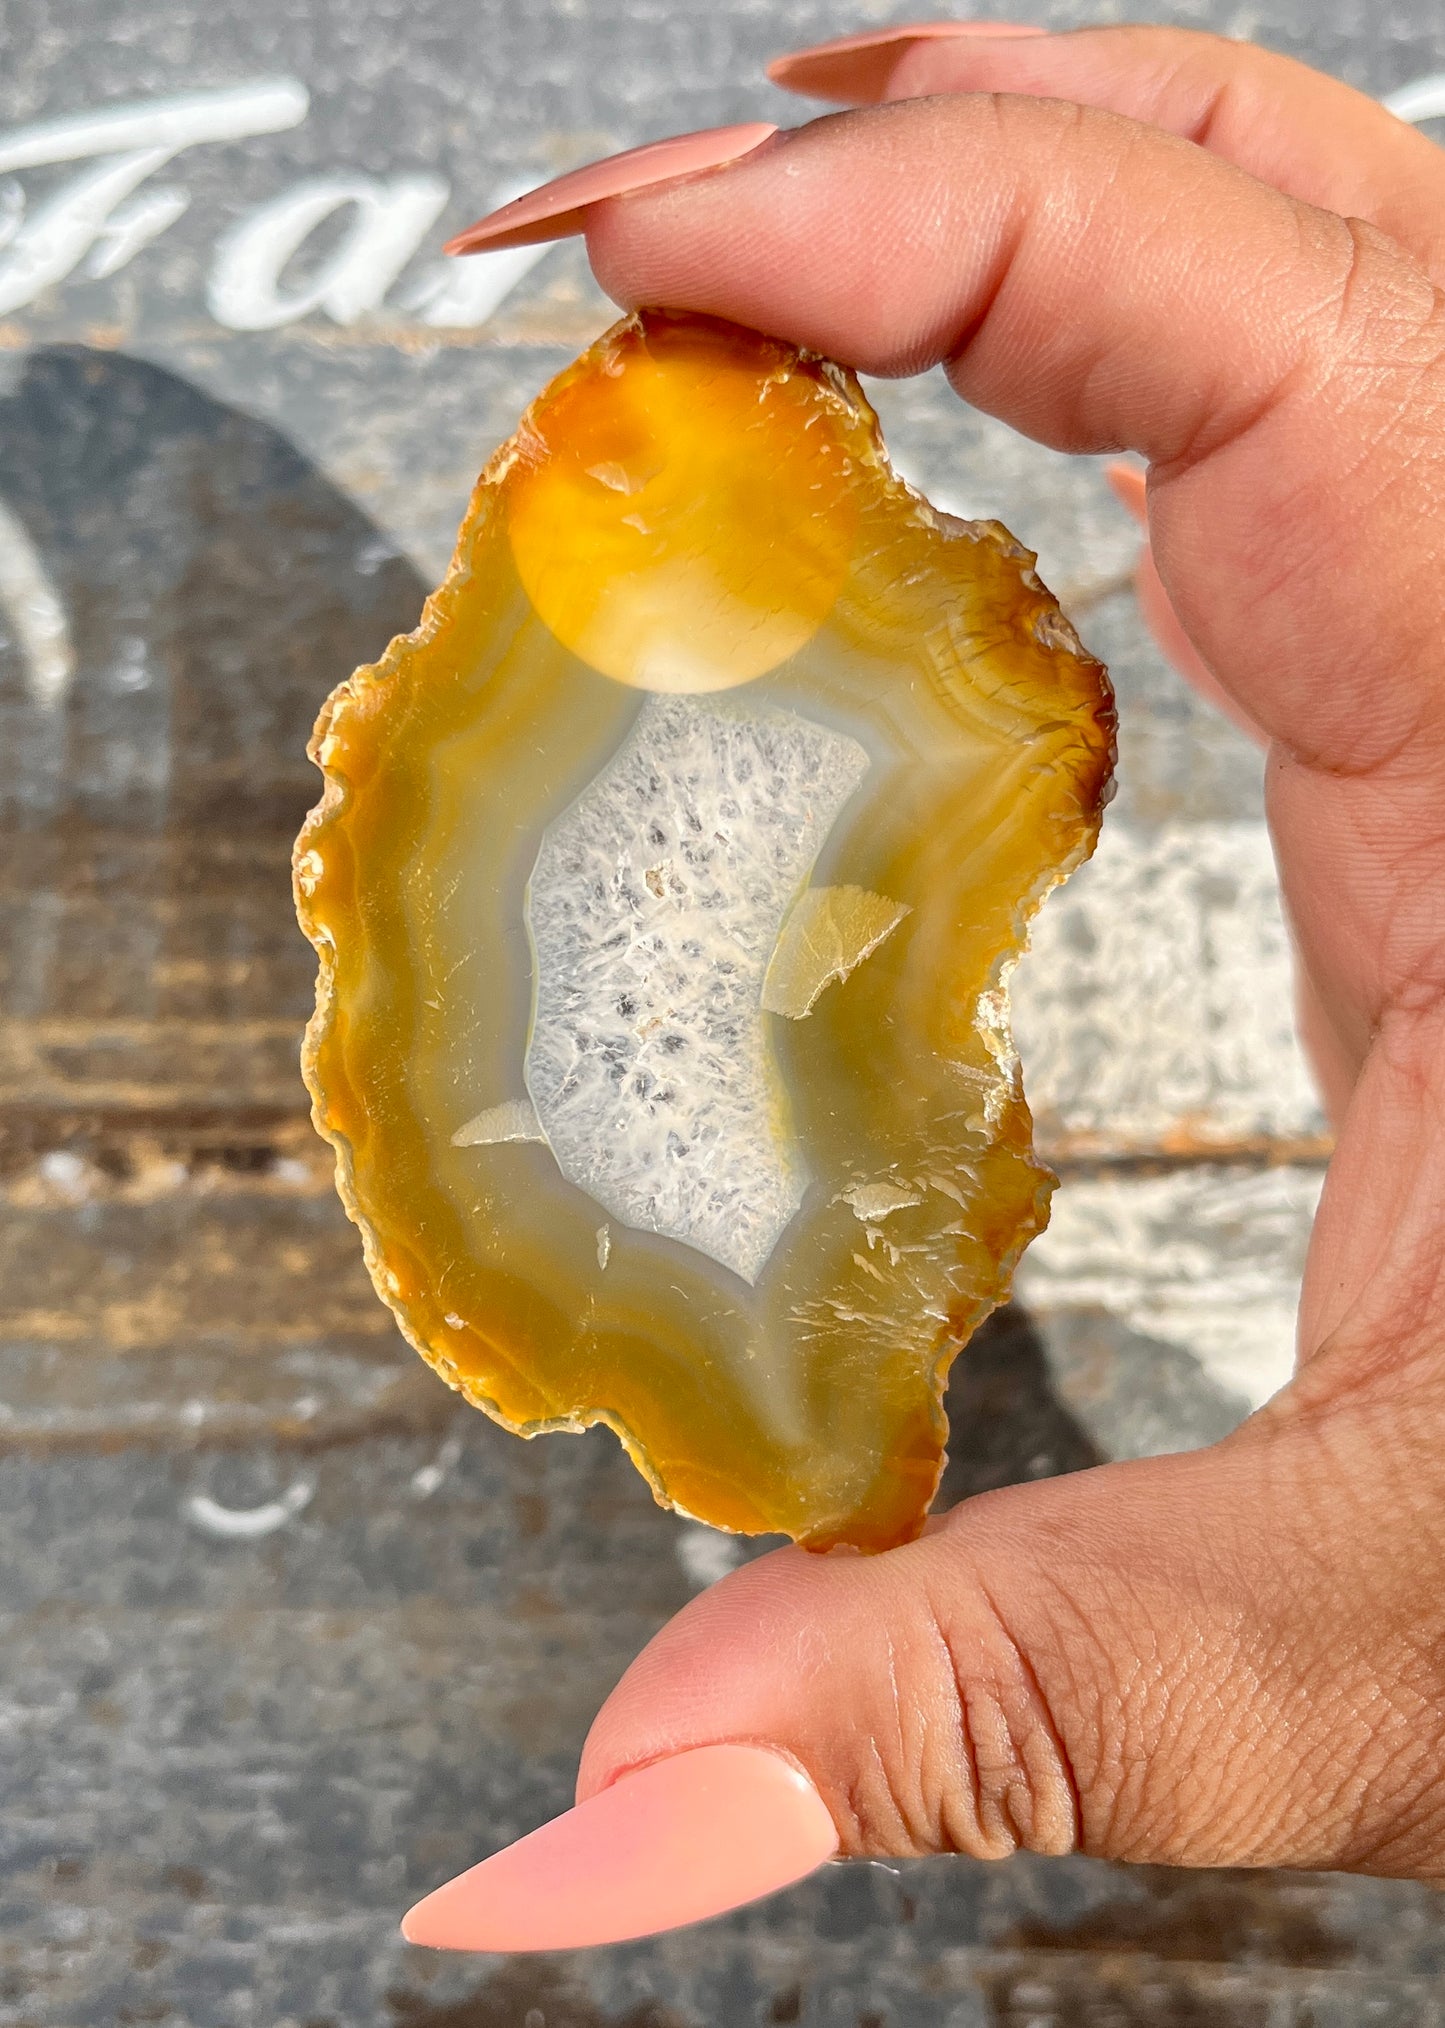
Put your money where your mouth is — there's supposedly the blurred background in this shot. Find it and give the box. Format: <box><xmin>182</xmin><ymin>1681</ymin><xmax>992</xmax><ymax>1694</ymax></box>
<box><xmin>2</xmin><ymin>2</ymin><xmax>1443</xmax><ymax>2023</ymax></box>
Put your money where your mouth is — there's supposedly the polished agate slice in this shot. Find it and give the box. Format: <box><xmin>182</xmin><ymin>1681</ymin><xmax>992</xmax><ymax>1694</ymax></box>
<box><xmin>295</xmin><ymin>310</ymin><xmax>1114</xmax><ymax>1551</ymax></box>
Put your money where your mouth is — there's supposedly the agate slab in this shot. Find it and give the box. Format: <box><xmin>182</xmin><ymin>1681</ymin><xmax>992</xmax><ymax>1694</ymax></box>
<box><xmin>295</xmin><ymin>310</ymin><xmax>1115</xmax><ymax>1550</ymax></box>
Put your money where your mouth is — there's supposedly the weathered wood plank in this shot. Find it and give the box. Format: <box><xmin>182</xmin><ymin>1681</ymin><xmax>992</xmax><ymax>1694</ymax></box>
<box><xmin>4</xmin><ymin>1439</ymin><xmax>1444</xmax><ymax>2027</ymax></box>
<box><xmin>2</xmin><ymin>1</ymin><xmax>1441</xmax><ymax>2022</ymax></box>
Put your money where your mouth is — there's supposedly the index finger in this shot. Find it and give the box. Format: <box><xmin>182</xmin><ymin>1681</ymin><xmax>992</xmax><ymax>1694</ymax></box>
<box><xmin>585</xmin><ymin>95</ymin><xmax>1445</xmax><ymax>784</ymax></box>
<box><xmin>771</xmin><ymin>25</ymin><xmax>1445</xmax><ymax>281</ymax></box>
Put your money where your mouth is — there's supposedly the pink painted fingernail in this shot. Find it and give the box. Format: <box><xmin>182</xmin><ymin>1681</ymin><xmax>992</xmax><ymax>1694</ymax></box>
<box><xmin>401</xmin><ymin>1743</ymin><xmax>839</xmax><ymax>1952</ymax></box>
<box><xmin>1105</xmin><ymin>459</ymin><xmax>1149</xmax><ymax>527</ymax></box>
<box><xmin>444</xmin><ymin>123</ymin><xmax>779</xmax><ymax>255</ymax></box>
<box><xmin>769</xmin><ymin>21</ymin><xmax>1047</xmax><ymax>102</ymax></box>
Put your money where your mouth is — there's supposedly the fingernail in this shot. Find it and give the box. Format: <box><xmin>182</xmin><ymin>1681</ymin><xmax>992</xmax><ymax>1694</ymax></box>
<box><xmin>401</xmin><ymin>1743</ymin><xmax>838</xmax><ymax>1952</ymax></box>
<box><xmin>445</xmin><ymin>123</ymin><xmax>779</xmax><ymax>255</ymax></box>
<box><xmin>769</xmin><ymin>21</ymin><xmax>1047</xmax><ymax>102</ymax></box>
<box><xmin>1105</xmin><ymin>459</ymin><xmax>1149</xmax><ymax>527</ymax></box>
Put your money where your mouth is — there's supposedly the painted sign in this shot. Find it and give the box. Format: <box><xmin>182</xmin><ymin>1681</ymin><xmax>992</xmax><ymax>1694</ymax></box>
<box><xmin>0</xmin><ymin>80</ymin><xmax>548</xmax><ymax>330</ymax></box>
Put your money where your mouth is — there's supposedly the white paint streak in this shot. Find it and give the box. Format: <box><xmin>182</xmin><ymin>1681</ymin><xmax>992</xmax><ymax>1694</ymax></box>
<box><xmin>410</xmin><ymin>1434</ymin><xmax>463</xmax><ymax>1501</ymax></box>
<box><xmin>0</xmin><ymin>494</ymin><xmax>75</xmax><ymax>710</ymax></box>
<box><xmin>675</xmin><ymin>1523</ymin><xmax>743</xmax><ymax>1590</ymax></box>
<box><xmin>0</xmin><ymin>82</ymin><xmax>310</xmax><ymax>174</ymax></box>
<box><xmin>36</xmin><ymin>1150</ymin><xmax>93</xmax><ymax>1202</ymax></box>
<box><xmin>1013</xmin><ymin>820</ymin><xmax>1323</xmax><ymax>1150</ymax></box>
<box><xmin>414</xmin><ymin>239</ymin><xmax>551</xmax><ymax>325</ymax></box>
<box><xmin>1385</xmin><ymin>74</ymin><xmax>1445</xmax><ymax>124</ymax></box>
<box><xmin>1018</xmin><ymin>1166</ymin><xmax>1322</xmax><ymax>1410</ymax></box>
<box><xmin>184</xmin><ymin>1480</ymin><xmax>314</xmax><ymax>1539</ymax></box>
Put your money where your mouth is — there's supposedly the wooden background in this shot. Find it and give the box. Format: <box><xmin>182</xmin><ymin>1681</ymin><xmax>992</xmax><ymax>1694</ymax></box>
<box><xmin>1</xmin><ymin>1</ymin><xmax>1443</xmax><ymax>2021</ymax></box>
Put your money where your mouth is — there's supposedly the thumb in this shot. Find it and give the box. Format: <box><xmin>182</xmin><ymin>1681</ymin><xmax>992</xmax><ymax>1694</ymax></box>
<box><xmin>579</xmin><ymin>1394</ymin><xmax>1444</xmax><ymax>1882</ymax></box>
<box><xmin>400</xmin><ymin>1366</ymin><xmax>1445</xmax><ymax>1951</ymax></box>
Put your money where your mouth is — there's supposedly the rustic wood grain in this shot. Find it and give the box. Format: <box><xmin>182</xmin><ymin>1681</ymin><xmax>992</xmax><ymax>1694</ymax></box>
<box><xmin>2</xmin><ymin>1</ymin><xmax>1442</xmax><ymax>2021</ymax></box>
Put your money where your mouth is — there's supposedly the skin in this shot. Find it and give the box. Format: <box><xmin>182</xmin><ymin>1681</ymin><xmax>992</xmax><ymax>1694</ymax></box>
<box><xmin>569</xmin><ymin>26</ymin><xmax>1445</xmax><ymax>1879</ymax></box>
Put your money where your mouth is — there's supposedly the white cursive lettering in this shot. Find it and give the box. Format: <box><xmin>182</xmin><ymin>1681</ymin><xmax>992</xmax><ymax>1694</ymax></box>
<box><xmin>0</xmin><ymin>81</ymin><xmax>309</xmax><ymax>316</ymax></box>
<box><xmin>207</xmin><ymin>171</ymin><xmax>448</xmax><ymax>329</ymax></box>
<box><xmin>395</xmin><ymin>180</ymin><xmax>550</xmax><ymax>328</ymax></box>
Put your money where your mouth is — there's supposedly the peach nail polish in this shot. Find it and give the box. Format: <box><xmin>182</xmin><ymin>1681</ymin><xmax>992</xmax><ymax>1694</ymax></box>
<box><xmin>769</xmin><ymin>21</ymin><xmax>1047</xmax><ymax>102</ymax></box>
<box><xmin>401</xmin><ymin>1743</ymin><xmax>838</xmax><ymax>1952</ymax></box>
<box><xmin>1105</xmin><ymin>459</ymin><xmax>1149</xmax><ymax>527</ymax></box>
<box><xmin>445</xmin><ymin>123</ymin><xmax>778</xmax><ymax>255</ymax></box>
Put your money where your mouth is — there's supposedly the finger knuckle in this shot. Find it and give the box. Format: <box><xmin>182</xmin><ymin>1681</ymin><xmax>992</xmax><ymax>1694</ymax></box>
<box><xmin>911</xmin><ymin>1572</ymin><xmax>1084</xmax><ymax>1862</ymax></box>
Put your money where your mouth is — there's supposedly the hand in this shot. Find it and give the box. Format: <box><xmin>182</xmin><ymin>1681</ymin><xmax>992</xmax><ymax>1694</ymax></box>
<box><xmin>409</xmin><ymin>24</ymin><xmax>1445</xmax><ymax>1948</ymax></box>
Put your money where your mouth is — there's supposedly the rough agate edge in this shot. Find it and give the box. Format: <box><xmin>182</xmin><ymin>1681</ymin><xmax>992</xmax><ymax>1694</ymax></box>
<box><xmin>294</xmin><ymin>309</ymin><xmax>1115</xmax><ymax>1551</ymax></box>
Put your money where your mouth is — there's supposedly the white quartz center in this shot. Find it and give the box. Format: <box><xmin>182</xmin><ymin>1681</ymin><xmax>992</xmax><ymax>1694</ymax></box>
<box><xmin>524</xmin><ymin>693</ymin><xmax>870</xmax><ymax>1282</ymax></box>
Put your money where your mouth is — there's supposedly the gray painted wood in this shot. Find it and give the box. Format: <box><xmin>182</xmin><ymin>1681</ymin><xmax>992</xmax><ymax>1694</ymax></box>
<box><xmin>3</xmin><ymin>0</ymin><xmax>1444</xmax><ymax>2021</ymax></box>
